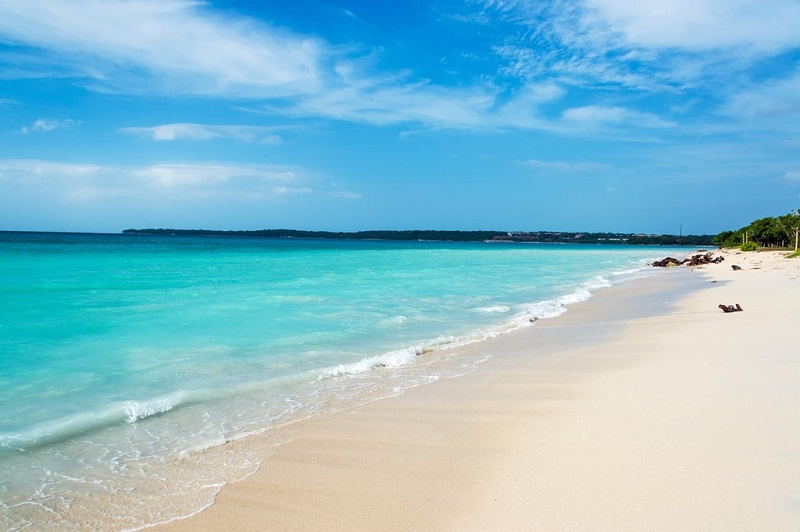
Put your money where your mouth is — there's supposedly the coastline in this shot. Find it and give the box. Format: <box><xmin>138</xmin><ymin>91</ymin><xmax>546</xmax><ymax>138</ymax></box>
<box><xmin>160</xmin><ymin>250</ymin><xmax>800</xmax><ymax>531</ymax></box>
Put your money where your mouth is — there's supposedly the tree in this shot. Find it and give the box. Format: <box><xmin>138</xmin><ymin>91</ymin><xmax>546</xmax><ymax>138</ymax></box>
<box><xmin>777</xmin><ymin>210</ymin><xmax>800</xmax><ymax>251</ymax></box>
<box><xmin>715</xmin><ymin>209</ymin><xmax>800</xmax><ymax>250</ymax></box>
<box><xmin>713</xmin><ymin>229</ymin><xmax>745</xmax><ymax>248</ymax></box>
<box><xmin>747</xmin><ymin>217</ymin><xmax>784</xmax><ymax>247</ymax></box>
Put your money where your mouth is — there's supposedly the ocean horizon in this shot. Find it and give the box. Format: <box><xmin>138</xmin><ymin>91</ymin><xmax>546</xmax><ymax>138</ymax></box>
<box><xmin>1</xmin><ymin>231</ymin><xmax>695</xmax><ymax>530</ymax></box>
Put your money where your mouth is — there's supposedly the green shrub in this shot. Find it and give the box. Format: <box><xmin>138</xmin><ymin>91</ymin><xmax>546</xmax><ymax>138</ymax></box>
<box><xmin>741</xmin><ymin>241</ymin><xmax>758</xmax><ymax>251</ymax></box>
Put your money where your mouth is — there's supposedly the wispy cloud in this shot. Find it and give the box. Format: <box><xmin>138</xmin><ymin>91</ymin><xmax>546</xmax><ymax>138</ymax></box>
<box><xmin>120</xmin><ymin>123</ymin><xmax>285</xmax><ymax>144</ymax></box>
<box><xmin>330</xmin><ymin>190</ymin><xmax>362</xmax><ymax>200</ymax></box>
<box><xmin>327</xmin><ymin>182</ymin><xmax>362</xmax><ymax>200</ymax></box>
<box><xmin>721</xmin><ymin>72</ymin><xmax>800</xmax><ymax>123</ymax></box>
<box><xmin>479</xmin><ymin>0</ymin><xmax>800</xmax><ymax>79</ymax></box>
<box><xmin>0</xmin><ymin>159</ymin><xmax>316</xmax><ymax>198</ymax></box>
<box><xmin>0</xmin><ymin>159</ymin><xmax>103</xmax><ymax>177</ymax></box>
<box><xmin>281</xmin><ymin>81</ymin><xmax>496</xmax><ymax>128</ymax></box>
<box><xmin>0</xmin><ymin>159</ymin><xmax>357</xmax><ymax>230</ymax></box>
<box><xmin>518</xmin><ymin>159</ymin><xmax>611</xmax><ymax>172</ymax></box>
<box><xmin>0</xmin><ymin>0</ymin><xmax>324</xmax><ymax>97</ymax></box>
<box><xmin>1</xmin><ymin>0</ymin><xmax>797</xmax><ymax>136</ymax></box>
<box><xmin>20</xmin><ymin>118</ymin><xmax>78</xmax><ymax>134</ymax></box>
<box><xmin>0</xmin><ymin>0</ymin><xmax>647</xmax><ymax>133</ymax></box>
<box><xmin>274</xmin><ymin>78</ymin><xmax>566</xmax><ymax>131</ymax></box>
<box><xmin>0</xmin><ymin>0</ymin><xmax>655</xmax><ymax>133</ymax></box>
<box><xmin>271</xmin><ymin>185</ymin><xmax>313</xmax><ymax>195</ymax></box>
<box><xmin>583</xmin><ymin>0</ymin><xmax>800</xmax><ymax>53</ymax></box>
<box><xmin>562</xmin><ymin>105</ymin><xmax>676</xmax><ymax>129</ymax></box>
<box><xmin>131</xmin><ymin>163</ymin><xmax>298</xmax><ymax>190</ymax></box>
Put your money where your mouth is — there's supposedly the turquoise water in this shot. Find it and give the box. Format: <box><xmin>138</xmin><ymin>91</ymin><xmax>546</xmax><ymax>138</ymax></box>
<box><xmin>0</xmin><ymin>232</ymin><xmax>689</xmax><ymax>529</ymax></box>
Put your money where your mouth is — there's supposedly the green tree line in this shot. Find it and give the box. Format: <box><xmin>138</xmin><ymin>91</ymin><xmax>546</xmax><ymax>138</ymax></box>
<box><xmin>713</xmin><ymin>210</ymin><xmax>800</xmax><ymax>250</ymax></box>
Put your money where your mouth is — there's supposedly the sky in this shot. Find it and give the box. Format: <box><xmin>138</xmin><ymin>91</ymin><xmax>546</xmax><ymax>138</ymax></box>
<box><xmin>1</xmin><ymin>0</ymin><xmax>799</xmax><ymax>235</ymax></box>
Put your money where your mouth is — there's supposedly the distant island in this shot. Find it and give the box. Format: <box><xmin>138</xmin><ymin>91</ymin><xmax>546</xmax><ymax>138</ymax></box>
<box><xmin>122</xmin><ymin>228</ymin><xmax>715</xmax><ymax>246</ymax></box>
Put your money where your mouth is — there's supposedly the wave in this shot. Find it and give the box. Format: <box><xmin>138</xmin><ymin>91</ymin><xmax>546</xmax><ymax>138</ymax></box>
<box><xmin>378</xmin><ymin>315</ymin><xmax>408</xmax><ymax>327</ymax></box>
<box><xmin>317</xmin><ymin>273</ymin><xmax>627</xmax><ymax>382</ymax></box>
<box><xmin>582</xmin><ymin>274</ymin><xmax>612</xmax><ymax>291</ymax></box>
<box><xmin>318</xmin><ymin>344</ymin><xmax>431</xmax><ymax>379</ymax></box>
<box><xmin>0</xmin><ymin>391</ymin><xmax>192</xmax><ymax>453</ymax></box>
<box><xmin>0</xmin><ymin>269</ymin><xmax>640</xmax><ymax>455</ymax></box>
<box><xmin>611</xmin><ymin>267</ymin><xmax>645</xmax><ymax>277</ymax></box>
<box><xmin>508</xmin><ymin>275</ymin><xmax>608</xmax><ymax>325</ymax></box>
<box><xmin>475</xmin><ymin>305</ymin><xmax>511</xmax><ymax>313</ymax></box>
<box><xmin>123</xmin><ymin>392</ymin><xmax>185</xmax><ymax>424</ymax></box>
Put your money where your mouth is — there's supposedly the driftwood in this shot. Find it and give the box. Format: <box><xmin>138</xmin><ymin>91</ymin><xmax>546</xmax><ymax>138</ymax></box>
<box><xmin>718</xmin><ymin>303</ymin><xmax>743</xmax><ymax>313</ymax></box>
<box><xmin>652</xmin><ymin>252</ymin><xmax>724</xmax><ymax>267</ymax></box>
<box><xmin>651</xmin><ymin>257</ymin><xmax>682</xmax><ymax>267</ymax></box>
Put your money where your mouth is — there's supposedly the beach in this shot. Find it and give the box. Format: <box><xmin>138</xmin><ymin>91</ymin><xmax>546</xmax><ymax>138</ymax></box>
<box><xmin>160</xmin><ymin>249</ymin><xmax>800</xmax><ymax>531</ymax></box>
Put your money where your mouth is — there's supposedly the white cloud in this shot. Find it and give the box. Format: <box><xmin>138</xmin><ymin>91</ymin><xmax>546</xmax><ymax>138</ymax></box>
<box><xmin>20</xmin><ymin>118</ymin><xmax>78</xmax><ymax>134</ymax></box>
<box><xmin>0</xmin><ymin>159</ymin><xmax>312</xmax><ymax>197</ymax></box>
<box><xmin>3</xmin><ymin>0</ymin><xmax>794</xmax><ymax>135</ymax></box>
<box><xmin>259</xmin><ymin>134</ymin><xmax>284</xmax><ymax>146</ymax></box>
<box><xmin>519</xmin><ymin>159</ymin><xmax>611</xmax><ymax>172</ymax></box>
<box><xmin>722</xmin><ymin>72</ymin><xmax>800</xmax><ymax>122</ymax></box>
<box><xmin>0</xmin><ymin>1</ymin><xmax>644</xmax><ymax>133</ymax></box>
<box><xmin>121</xmin><ymin>123</ymin><xmax>285</xmax><ymax>144</ymax></box>
<box><xmin>562</xmin><ymin>105</ymin><xmax>676</xmax><ymax>128</ymax></box>
<box><xmin>583</xmin><ymin>0</ymin><xmax>800</xmax><ymax>53</ymax></box>
<box><xmin>283</xmin><ymin>80</ymin><xmax>496</xmax><ymax>128</ymax></box>
<box><xmin>0</xmin><ymin>159</ymin><xmax>103</xmax><ymax>178</ymax></box>
<box><xmin>0</xmin><ymin>159</ymin><xmax>339</xmax><ymax>231</ymax></box>
<box><xmin>271</xmin><ymin>185</ymin><xmax>312</xmax><ymax>195</ymax></box>
<box><xmin>0</xmin><ymin>1</ymin><xmax>563</xmax><ymax>131</ymax></box>
<box><xmin>130</xmin><ymin>163</ymin><xmax>298</xmax><ymax>189</ymax></box>
<box><xmin>331</xmin><ymin>190</ymin><xmax>362</xmax><ymax>200</ymax></box>
<box><xmin>483</xmin><ymin>0</ymin><xmax>800</xmax><ymax>55</ymax></box>
<box><xmin>0</xmin><ymin>0</ymin><xmax>324</xmax><ymax>97</ymax></box>
<box><xmin>279</xmin><ymin>79</ymin><xmax>564</xmax><ymax>130</ymax></box>
<box><xmin>478</xmin><ymin>0</ymin><xmax>800</xmax><ymax>96</ymax></box>
<box><xmin>0</xmin><ymin>1</ymin><xmax>684</xmax><ymax>133</ymax></box>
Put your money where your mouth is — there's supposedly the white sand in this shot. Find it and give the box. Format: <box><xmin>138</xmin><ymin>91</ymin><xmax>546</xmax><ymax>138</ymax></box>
<box><xmin>161</xmin><ymin>250</ymin><xmax>800</xmax><ymax>531</ymax></box>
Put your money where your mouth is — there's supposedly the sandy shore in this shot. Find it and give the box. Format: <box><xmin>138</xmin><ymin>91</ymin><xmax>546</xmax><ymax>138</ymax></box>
<box><xmin>161</xmin><ymin>249</ymin><xmax>800</xmax><ymax>531</ymax></box>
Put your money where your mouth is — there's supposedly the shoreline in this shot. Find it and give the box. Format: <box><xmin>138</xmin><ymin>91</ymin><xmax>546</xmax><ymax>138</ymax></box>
<box><xmin>160</xmin><ymin>250</ymin><xmax>800</xmax><ymax>530</ymax></box>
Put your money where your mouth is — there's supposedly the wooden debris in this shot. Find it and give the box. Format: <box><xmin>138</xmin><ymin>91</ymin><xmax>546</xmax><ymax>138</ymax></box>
<box><xmin>651</xmin><ymin>252</ymin><xmax>724</xmax><ymax>267</ymax></box>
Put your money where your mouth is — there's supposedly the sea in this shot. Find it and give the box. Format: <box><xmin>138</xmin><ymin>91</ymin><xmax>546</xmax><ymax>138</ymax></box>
<box><xmin>0</xmin><ymin>231</ymin><xmax>693</xmax><ymax>530</ymax></box>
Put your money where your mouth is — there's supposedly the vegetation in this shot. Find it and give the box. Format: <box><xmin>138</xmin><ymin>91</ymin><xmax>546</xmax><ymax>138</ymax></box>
<box><xmin>713</xmin><ymin>210</ymin><xmax>800</xmax><ymax>252</ymax></box>
<box><xmin>122</xmin><ymin>228</ymin><xmax>716</xmax><ymax>246</ymax></box>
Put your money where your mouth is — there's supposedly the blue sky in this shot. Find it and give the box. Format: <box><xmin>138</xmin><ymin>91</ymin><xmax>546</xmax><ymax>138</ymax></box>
<box><xmin>1</xmin><ymin>0</ymin><xmax>799</xmax><ymax>234</ymax></box>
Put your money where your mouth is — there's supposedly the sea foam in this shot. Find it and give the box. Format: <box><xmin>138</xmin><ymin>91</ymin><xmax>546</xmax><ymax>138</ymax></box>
<box><xmin>123</xmin><ymin>392</ymin><xmax>185</xmax><ymax>424</ymax></box>
<box><xmin>319</xmin><ymin>345</ymin><xmax>427</xmax><ymax>378</ymax></box>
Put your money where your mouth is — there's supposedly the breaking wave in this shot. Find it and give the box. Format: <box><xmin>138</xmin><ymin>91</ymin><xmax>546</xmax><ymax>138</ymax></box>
<box><xmin>1</xmin><ymin>392</ymin><xmax>192</xmax><ymax>453</ymax></box>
